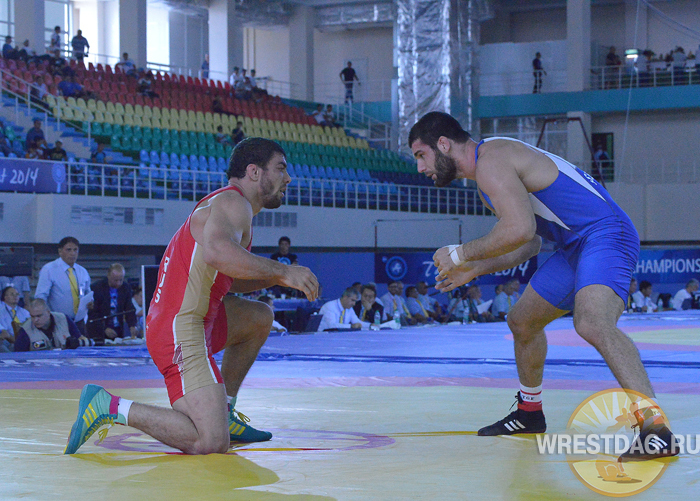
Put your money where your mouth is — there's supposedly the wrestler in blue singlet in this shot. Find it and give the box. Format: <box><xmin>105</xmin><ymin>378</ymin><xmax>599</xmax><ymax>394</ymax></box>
<box><xmin>475</xmin><ymin>137</ymin><xmax>639</xmax><ymax>311</ymax></box>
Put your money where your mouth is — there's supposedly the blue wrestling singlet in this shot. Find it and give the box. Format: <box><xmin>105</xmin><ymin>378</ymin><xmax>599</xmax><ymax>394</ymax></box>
<box><xmin>475</xmin><ymin>137</ymin><xmax>639</xmax><ymax>311</ymax></box>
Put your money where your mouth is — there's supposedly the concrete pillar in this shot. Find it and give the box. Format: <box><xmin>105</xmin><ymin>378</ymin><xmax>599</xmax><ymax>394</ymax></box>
<box><xmin>208</xmin><ymin>0</ymin><xmax>243</xmax><ymax>83</ymax></box>
<box><xmin>120</xmin><ymin>0</ymin><xmax>147</xmax><ymax>68</ymax></box>
<box><xmin>97</xmin><ymin>0</ymin><xmax>120</xmax><ymax>66</ymax></box>
<box><xmin>13</xmin><ymin>0</ymin><xmax>44</xmax><ymax>55</ymax></box>
<box><xmin>169</xmin><ymin>11</ymin><xmax>186</xmax><ymax>71</ymax></box>
<box><xmin>625</xmin><ymin>0</ymin><xmax>647</xmax><ymax>50</ymax></box>
<box><xmin>566</xmin><ymin>0</ymin><xmax>591</xmax><ymax>92</ymax></box>
<box><xmin>288</xmin><ymin>5</ymin><xmax>315</xmax><ymax>101</ymax></box>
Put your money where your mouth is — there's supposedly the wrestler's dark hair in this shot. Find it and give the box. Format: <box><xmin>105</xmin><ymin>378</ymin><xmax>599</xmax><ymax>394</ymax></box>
<box><xmin>227</xmin><ymin>137</ymin><xmax>286</xmax><ymax>180</ymax></box>
<box><xmin>58</xmin><ymin>236</ymin><xmax>79</xmax><ymax>249</ymax></box>
<box><xmin>408</xmin><ymin>112</ymin><xmax>471</xmax><ymax>150</ymax></box>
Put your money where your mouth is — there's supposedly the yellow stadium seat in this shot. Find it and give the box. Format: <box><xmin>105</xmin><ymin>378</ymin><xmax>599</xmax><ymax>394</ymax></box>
<box><xmin>142</xmin><ymin>105</ymin><xmax>153</xmax><ymax>118</ymax></box>
<box><xmin>61</xmin><ymin>107</ymin><xmax>75</xmax><ymax>120</ymax></box>
<box><xmin>187</xmin><ymin>110</ymin><xmax>196</xmax><ymax>122</ymax></box>
<box><xmin>243</xmin><ymin>116</ymin><xmax>253</xmax><ymax>128</ymax></box>
<box><xmin>151</xmin><ymin>107</ymin><xmax>160</xmax><ymax>119</ymax></box>
<box><xmin>195</xmin><ymin>111</ymin><xmax>204</xmax><ymax>122</ymax></box>
<box><xmin>114</xmin><ymin>103</ymin><xmax>125</xmax><ymax>115</ymax></box>
<box><xmin>94</xmin><ymin>110</ymin><xmax>104</xmax><ymax>123</ymax></box>
<box><xmin>133</xmin><ymin>115</ymin><xmax>143</xmax><ymax>127</ymax></box>
<box><xmin>204</xmin><ymin>122</ymin><xmax>215</xmax><ymax>134</ymax></box>
<box><xmin>103</xmin><ymin>111</ymin><xmax>114</xmax><ymax>124</ymax></box>
<box><xmin>66</xmin><ymin>97</ymin><xmax>77</xmax><ymax>108</ymax></box>
<box><xmin>124</xmin><ymin>103</ymin><xmax>134</xmax><ymax>116</ymax></box>
<box><xmin>142</xmin><ymin>117</ymin><xmax>152</xmax><ymax>128</ymax></box>
<box><xmin>113</xmin><ymin>113</ymin><xmax>124</xmax><ymax>126</ymax></box>
<box><xmin>86</xmin><ymin>99</ymin><xmax>97</xmax><ymax>112</ymax></box>
<box><xmin>251</xmin><ymin>117</ymin><xmax>260</xmax><ymax>128</ymax></box>
<box><xmin>105</xmin><ymin>102</ymin><xmax>116</xmax><ymax>113</ymax></box>
<box><xmin>348</xmin><ymin>137</ymin><xmax>357</xmax><ymax>147</ymax></box>
<box><xmin>340</xmin><ymin>136</ymin><xmax>350</xmax><ymax>147</ymax></box>
<box><xmin>281</xmin><ymin>121</ymin><xmax>291</xmax><ymax>132</ymax></box>
<box><xmin>160</xmin><ymin>117</ymin><xmax>170</xmax><ymax>129</ymax></box>
<box><xmin>160</xmin><ymin>107</ymin><xmax>170</xmax><ymax>120</ymax></box>
<box><xmin>359</xmin><ymin>139</ymin><xmax>369</xmax><ymax>149</ymax></box>
<box><xmin>123</xmin><ymin>115</ymin><xmax>134</xmax><ymax>126</ymax></box>
<box><xmin>45</xmin><ymin>94</ymin><xmax>57</xmax><ymax>108</ymax></box>
<box><xmin>170</xmin><ymin>118</ymin><xmax>180</xmax><ymax>130</ymax></box>
<box><xmin>96</xmin><ymin>100</ymin><xmax>106</xmax><ymax>112</ymax></box>
<box><xmin>178</xmin><ymin>109</ymin><xmax>188</xmax><ymax>122</ymax></box>
<box><xmin>204</xmin><ymin>112</ymin><xmax>214</xmax><ymax>123</ymax></box>
<box><xmin>151</xmin><ymin>117</ymin><xmax>161</xmax><ymax>129</ymax></box>
<box><xmin>133</xmin><ymin>104</ymin><xmax>142</xmax><ymax>117</ymax></box>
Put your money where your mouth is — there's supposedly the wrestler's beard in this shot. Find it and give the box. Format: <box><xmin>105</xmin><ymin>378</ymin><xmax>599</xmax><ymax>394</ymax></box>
<box><xmin>433</xmin><ymin>149</ymin><xmax>458</xmax><ymax>188</ymax></box>
<box><xmin>261</xmin><ymin>174</ymin><xmax>283</xmax><ymax>209</ymax></box>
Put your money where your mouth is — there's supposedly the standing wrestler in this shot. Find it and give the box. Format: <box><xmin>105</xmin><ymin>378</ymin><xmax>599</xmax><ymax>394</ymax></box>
<box><xmin>65</xmin><ymin>138</ymin><xmax>319</xmax><ymax>455</ymax></box>
<box><xmin>409</xmin><ymin>112</ymin><xmax>677</xmax><ymax>460</ymax></box>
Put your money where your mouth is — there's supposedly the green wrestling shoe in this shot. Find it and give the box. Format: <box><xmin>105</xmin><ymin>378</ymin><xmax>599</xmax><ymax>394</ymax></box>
<box><xmin>64</xmin><ymin>384</ymin><xmax>126</xmax><ymax>454</ymax></box>
<box><xmin>229</xmin><ymin>406</ymin><xmax>272</xmax><ymax>443</ymax></box>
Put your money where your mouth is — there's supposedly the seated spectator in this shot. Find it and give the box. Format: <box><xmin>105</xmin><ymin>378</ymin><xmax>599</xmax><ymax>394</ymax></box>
<box><xmin>91</xmin><ymin>142</ymin><xmax>109</xmax><ymax>163</ymax></box>
<box><xmin>30</xmin><ymin>75</ymin><xmax>50</xmax><ymax>111</ymax></box>
<box><xmin>446</xmin><ymin>286</ymin><xmax>469</xmax><ymax>322</ymax></box>
<box><xmin>311</xmin><ymin>104</ymin><xmax>324</xmax><ymax>125</ymax></box>
<box><xmin>491</xmin><ymin>279</ymin><xmax>520</xmax><ymax>320</ymax></box>
<box><xmin>25</xmin><ymin>143</ymin><xmax>41</xmax><ymax>159</ymax></box>
<box><xmin>50</xmin><ymin>49</ymin><xmax>72</xmax><ymax>77</ymax></box>
<box><xmin>212</xmin><ymin>98</ymin><xmax>230</xmax><ymax>116</ymax></box>
<box><xmin>0</xmin><ymin>124</ymin><xmax>11</xmax><ymax>156</ymax></box>
<box><xmin>0</xmin><ymin>286</ymin><xmax>30</xmax><ymax>344</ymax></box>
<box><xmin>215</xmin><ymin>125</ymin><xmax>231</xmax><ymax>146</ymax></box>
<box><xmin>0</xmin><ymin>276</ymin><xmax>31</xmax><ymax>307</ymax></box>
<box><xmin>15</xmin><ymin>298</ymin><xmax>87</xmax><ymax>352</ymax></box>
<box><xmin>131</xmin><ymin>286</ymin><xmax>145</xmax><ymax>337</ymax></box>
<box><xmin>115</xmin><ymin>52</ymin><xmax>136</xmax><ymax>75</ymax></box>
<box><xmin>249</xmin><ymin>69</ymin><xmax>258</xmax><ymax>89</ymax></box>
<box><xmin>416</xmin><ymin>281</ymin><xmax>444</xmax><ymax>321</ymax></box>
<box><xmin>0</xmin><ymin>317</ymin><xmax>14</xmax><ymax>352</ymax></box>
<box><xmin>322</xmin><ymin>105</ymin><xmax>337</xmax><ymax>127</ymax></box>
<box><xmin>58</xmin><ymin>75</ymin><xmax>81</xmax><ymax>97</ymax></box>
<box><xmin>88</xmin><ymin>263</ymin><xmax>140</xmax><ymax>344</ymax></box>
<box><xmin>35</xmin><ymin>139</ymin><xmax>49</xmax><ymax>159</ymax></box>
<box><xmin>626</xmin><ymin>278</ymin><xmax>638</xmax><ymax>311</ymax></box>
<box><xmin>632</xmin><ymin>280</ymin><xmax>657</xmax><ymax>313</ymax></box>
<box><xmin>380</xmin><ymin>280</ymin><xmax>413</xmax><ymax>325</ymax></box>
<box><xmin>46</xmin><ymin>140</ymin><xmax>68</xmax><ymax>161</ymax></box>
<box><xmin>405</xmin><ymin>285</ymin><xmax>431</xmax><ymax>323</ymax></box>
<box><xmin>464</xmin><ymin>284</ymin><xmax>495</xmax><ymax>323</ymax></box>
<box><xmin>671</xmin><ymin>279</ymin><xmax>699</xmax><ymax>310</ymax></box>
<box><xmin>2</xmin><ymin>36</ymin><xmax>17</xmax><ymax>60</ymax></box>
<box><xmin>26</xmin><ymin>119</ymin><xmax>45</xmax><ymax>150</ymax></box>
<box><xmin>353</xmin><ymin>284</ymin><xmax>385</xmax><ymax>324</ymax></box>
<box><xmin>258</xmin><ymin>296</ymin><xmax>287</xmax><ymax>334</ymax></box>
<box><xmin>137</xmin><ymin>72</ymin><xmax>158</xmax><ymax>98</ymax></box>
<box><xmin>318</xmin><ymin>288</ymin><xmax>363</xmax><ymax>331</ymax></box>
<box><xmin>231</xmin><ymin>122</ymin><xmax>246</xmax><ymax>145</ymax></box>
<box><xmin>18</xmin><ymin>39</ymin><xmax>36</xmax><ymax>62</ymax></box>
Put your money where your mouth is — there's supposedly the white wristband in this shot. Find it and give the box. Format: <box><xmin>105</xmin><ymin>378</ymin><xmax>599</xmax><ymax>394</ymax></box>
<box><xmin>447</xmin><ymin>245</ymin><xmax>463</xmax><ymax>266</ymax></box>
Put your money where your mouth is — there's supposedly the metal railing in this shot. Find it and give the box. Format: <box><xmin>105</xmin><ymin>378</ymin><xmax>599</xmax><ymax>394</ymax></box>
<box><xmin>315</xmin><ymin>79</ymin><xmax>393</xmax><ymax>104</ymax></box>
<box><xmin>589</xmin><ymin>64</ymin><xmax>699</xmax><ymax>90</ymax></box>
<box><xmin>0</xmin><ymin>67</ymin><xmax>93</xmax><ymax>144</ymax></box>
<box><xmin>333</xmin><ymin>103</ymin><xmax>391</xmax><ymax>150</ymax></box>
<box><xmin>2</xmin><ymin>158</ymin><xmax>490</xmax><ymax>216</ymax></box>
<box><xmin>479</xmin><ymin>70</ymin><xmax>568</xmax><ymax>96</ymax></box>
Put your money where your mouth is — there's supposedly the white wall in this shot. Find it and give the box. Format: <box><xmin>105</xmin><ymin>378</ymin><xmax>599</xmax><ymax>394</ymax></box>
<box><xmin>0</xmin><ymin>193</ymin><xmax>495</xmax><ymax>249</ymax></box>
<box><xmin>591</xmin><ymin>110</ymin><xmax>700</xmax><ymax>182</ymax></box>
<box><xmin>510</xmin><ymin>7</ymin><xmax>567</xmax><ymax>43</ymax></box>
<box><xmin>313</xmin><ymin>27</ymin><xmax>394</xmax><ymax>99</ymax></box>
<box><xmin>244</xmin><ymin>27</ymin><xmax>290</xmax><ymax>85</ymax></box>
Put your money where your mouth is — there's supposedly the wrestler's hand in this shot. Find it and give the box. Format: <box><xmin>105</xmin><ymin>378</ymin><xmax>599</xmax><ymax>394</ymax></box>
<box><xmin>435</xmin><ymin>262</ymin><xmax>478</xmax><ymax>293</ymax></box>
<box><xmin>433</xmin><ymin>244</ymin><xmax>464</xmax><ymax>278</ymax></box>
<box><xmin>281</xmin><ymin>265</ymin><xmax>319</xmax><ymax>302</ymax></box>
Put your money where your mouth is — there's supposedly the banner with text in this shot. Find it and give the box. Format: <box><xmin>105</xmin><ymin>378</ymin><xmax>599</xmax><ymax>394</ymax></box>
<box><xmin>375</xmin><ymin>252</ymin><xmax>538</xmax><ymax>286</ymax></box>
<box><xmin>635</xmin><ymin>249</ymin><xmax>700</xmax><ymax>284</ymax></box>
<box><xmin>0</xmin><ymin>160</ymin><xmax>67</xmax><ymax>194</ymax></box>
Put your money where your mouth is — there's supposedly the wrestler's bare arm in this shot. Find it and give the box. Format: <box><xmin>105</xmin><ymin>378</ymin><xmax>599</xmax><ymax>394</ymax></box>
<box><xmin>196</xmin><ymin>192</ymin><xmax>319</xmax><ymax>300</ymax></box>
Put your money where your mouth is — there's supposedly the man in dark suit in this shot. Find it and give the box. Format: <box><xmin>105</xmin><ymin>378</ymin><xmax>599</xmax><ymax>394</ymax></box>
<box><xmin>88</xmin><ymin>263</ymin><xmax>138</xmax><ymax>344</ymax></box>
<box><xmin>353</xmin><ymin>284</ymin><xmax>385</xmax><ymax>325</ymax></box>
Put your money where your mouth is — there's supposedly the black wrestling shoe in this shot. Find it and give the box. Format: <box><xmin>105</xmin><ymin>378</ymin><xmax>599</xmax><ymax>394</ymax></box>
<box><xmin>477</xmin><ymin>394</ymin><xmax>546</xmax><ymax>436</ymax></box>
<box><xmin>619</xmin><ymin>403</ymin><xmax>679</xmax><ymax>461</ymax></box>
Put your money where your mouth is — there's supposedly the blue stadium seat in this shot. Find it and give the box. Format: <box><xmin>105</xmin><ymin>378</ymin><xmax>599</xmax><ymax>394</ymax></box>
<box><xmin>300</xmin><ymin>164</ymin><xmax>311</xmax><ymax>177</ymax></box>
<box><xmin>217</xmin><ymin>157</ymin><xmax>227</xmax><ymax>171</ymax></box>
<box><xmin>160</xmin><ymin>151</ymin><xmax>169</xmax><ymax>165</ymax></box>
<box><xmin>208</xmin><ymin>156</ymin><xmax>218</xmax><ymax>172</ymax></box>
<box><xmin>170</xmin><ymin>152</ymin><xmax>180</xmax><ymax>167</ymax></box>
<box><xmin>287</xmin><ymin>163</ymin><xmax>297</xmax><ymax>177</ymax></box>
<box><xmin>189</xmin><ymin>155</ymin><xmax>199</xmax><ymax>170</ymax></box>
<box><xmin>139</xmin><ymin>150</ymin><xmax>149</xmax><ymax>163</ymax></box>
<box><xmin>309</xmin><ymin>165</ymin><xmax>319</xmax><ymax>178</ymax></box>
<box><xmin>317</xmin><ymin>166</ymin><xmax>328</xmax><ymax>179</ymax></box>
<box><xmin>180</xmin><ymin>154</ymin><xmax>190</xmax><ymax>170</ymax></box>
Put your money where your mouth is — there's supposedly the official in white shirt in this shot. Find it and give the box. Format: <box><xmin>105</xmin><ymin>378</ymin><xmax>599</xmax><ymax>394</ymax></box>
<box><xmin>318</xmin><ymin>288</ymin><xmax>364</xmax><ymax>331</ymax></box>
<box><xmin>671</xmin><ymin>278</ymin><xmax>699</xmax><ymax>310</ymax></box>
<box><xmin>34</xmin><ymin>237</ymin><xmax>92</xmax><ymax>330</ymax></box>
<box><xmin>631</xmin><ymin>280</ymin><xmax>657</xmax><ymax>313</ymax></box>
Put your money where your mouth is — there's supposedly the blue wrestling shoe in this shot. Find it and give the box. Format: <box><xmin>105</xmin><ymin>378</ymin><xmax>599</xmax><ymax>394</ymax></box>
<box><xmin>64</xmin><ymin>384</ymin><xmax>126</xmax><ymax>454</ymax></box>
<box><xmin>229</xmin><ymin>405</ymin><xmax>272</xmax><ymax>443</ymax></box>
